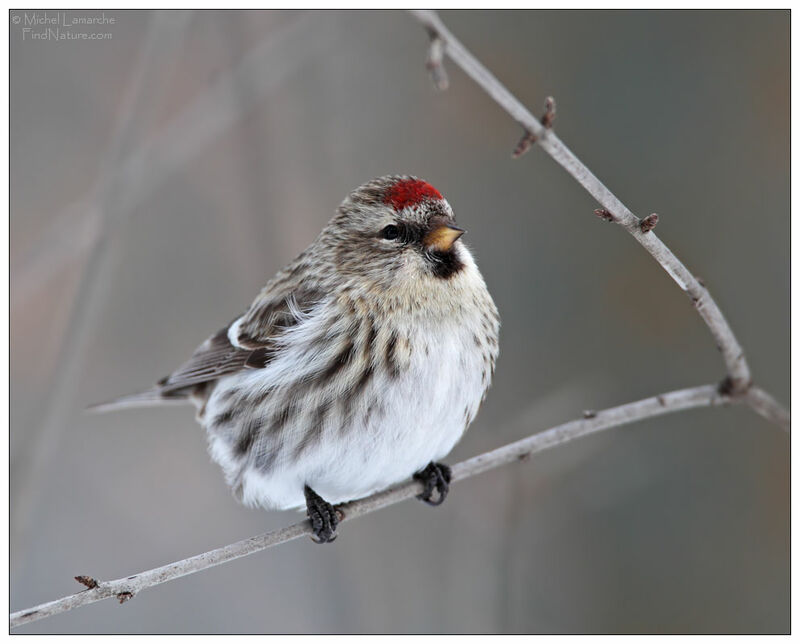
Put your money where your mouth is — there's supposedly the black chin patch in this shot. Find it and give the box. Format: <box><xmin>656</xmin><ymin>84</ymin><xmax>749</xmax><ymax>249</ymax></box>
<box><xmin>427</xmin><ymin>249</ymin><xmax>464</xmax><ymax>279</ymax></box>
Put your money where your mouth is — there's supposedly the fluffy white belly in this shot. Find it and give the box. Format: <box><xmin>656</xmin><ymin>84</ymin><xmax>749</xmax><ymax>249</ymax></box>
<box><xmin>204</xmin><ymin>318</ymin><xmax>491</xmax><ymax>510</ymax></box>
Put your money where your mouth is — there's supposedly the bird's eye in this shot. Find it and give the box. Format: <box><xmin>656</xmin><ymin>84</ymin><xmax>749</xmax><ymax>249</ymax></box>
<box><xmin>382</xmin><ymin>225</ymin><xmax>400</xmax><ymax>240</ymax></box>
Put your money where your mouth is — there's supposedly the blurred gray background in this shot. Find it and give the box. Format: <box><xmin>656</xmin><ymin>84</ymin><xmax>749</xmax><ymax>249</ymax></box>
<box><xmin>10</xmin><ymin>9</ymin><xmax>788</xmax><ymax>634</ymax></box>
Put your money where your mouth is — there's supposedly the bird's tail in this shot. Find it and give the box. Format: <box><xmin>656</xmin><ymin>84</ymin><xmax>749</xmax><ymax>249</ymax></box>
<box><xmin>86</xmin><ymin>388</ymin><xmax>190</xmax><ymax>413</ymax></box>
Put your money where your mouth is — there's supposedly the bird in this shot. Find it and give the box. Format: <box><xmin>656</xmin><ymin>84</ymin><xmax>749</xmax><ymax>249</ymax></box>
<box><xmin>95</xmin><ymin>175</ymin><xmax>500</xmax><ymax>543</ymax></box>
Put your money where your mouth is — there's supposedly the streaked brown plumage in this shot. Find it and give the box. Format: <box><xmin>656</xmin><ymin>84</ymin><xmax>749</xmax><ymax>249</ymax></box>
<box><xmin>96</xmin><ymin>175</ymin><xmax>499</xmax><ymax>543</ymax></box>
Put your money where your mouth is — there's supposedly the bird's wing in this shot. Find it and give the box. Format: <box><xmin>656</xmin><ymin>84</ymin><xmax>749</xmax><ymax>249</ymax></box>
<box><xmin>233</xmin><ymin>284</ymin><xmax>325</xmax><ymax>349</ymax></box>
<box><xmin>89</xmin><ymin>276</ymin><xmax>328</xmax><ymax>412</ymax></box>
<box><xmin>155</xmin><ymin>325</ymin><xmax>253</xmax><ymax>393</ymax></box>
<box><xmin>158</xmin><ymin>284</ymin><xmax>327</xmax><ymax>394</ymax></box>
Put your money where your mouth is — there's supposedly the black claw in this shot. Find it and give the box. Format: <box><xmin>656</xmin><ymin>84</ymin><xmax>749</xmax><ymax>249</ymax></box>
<box><xmin>304</xmin><ymin>485</ymin><xmax>339</xmax><ymax>544</ymax></box>
<box><xmin>413</xmin><ymin>462</ymin><xmax>452</xmax><ymax>506</ymax></box>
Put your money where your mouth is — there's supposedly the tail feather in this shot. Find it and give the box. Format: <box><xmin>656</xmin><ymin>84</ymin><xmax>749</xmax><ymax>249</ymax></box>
<box><xmin>87</xmin><ymin>388</ymin><xmax>191</xmax><ymax>413</ymax></box>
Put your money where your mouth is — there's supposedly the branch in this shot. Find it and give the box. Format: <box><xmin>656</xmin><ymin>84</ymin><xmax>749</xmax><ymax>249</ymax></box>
<box><xmin>742</xmin><ymin>385</ymin><xmax>790</xmax><ymax>431</ymax></box>
<box><xmin>12</xmin><ymin>383</ymin><xmax>761</xmax><ymax>629</ymax></box>
<box><xmin>409</xmin><ymin>10</ymin><xmax>758</xmax><ymax>396</ymax></box>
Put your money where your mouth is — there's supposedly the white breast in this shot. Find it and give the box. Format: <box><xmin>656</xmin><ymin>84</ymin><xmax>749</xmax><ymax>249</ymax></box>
<box><xmin>204</xmin><ymin>246</ymin><xmax>498</xmax><ymax>510</ymax></box>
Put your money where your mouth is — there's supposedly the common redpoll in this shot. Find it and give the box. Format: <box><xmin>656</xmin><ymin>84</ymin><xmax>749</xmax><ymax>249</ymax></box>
<box><xmin>96</xmin><ymin>175</ymin><xmax>500</xmax><ymax>543</ymax></box>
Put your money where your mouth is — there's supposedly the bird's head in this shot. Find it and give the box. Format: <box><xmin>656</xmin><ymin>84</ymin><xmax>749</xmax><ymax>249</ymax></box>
<box><xmin>323</xmin><ymin>175</ymin><xmax>468</xmax><ymax>292</ymax></box>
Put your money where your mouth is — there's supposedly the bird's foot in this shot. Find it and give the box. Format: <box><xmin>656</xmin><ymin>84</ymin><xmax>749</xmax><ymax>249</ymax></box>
<box><xmin>304</xmin><ymin>485</ymin><xmax>340</xmax><ymax>544</ymax></box>
<box><xmin>413</xmin><ymin>462</ymin><xmax>452</xmax><ymax>506</ymax></box>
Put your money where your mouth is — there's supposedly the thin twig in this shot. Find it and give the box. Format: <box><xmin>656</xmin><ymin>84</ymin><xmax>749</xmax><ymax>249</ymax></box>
<box><xmin>743</xmin><ymin>385</ymin><xmax>790</xmax><ymax>431</ymax></box>
<box><xmin>12</xmin><ymin>383</ymin><xmax>758</xmax><ymax>629</ymax></box>
<box><xmin>425</xmin><ymin>28</ymin><xmax>449</xmax><ymax>90</ymax></box>
<box><xmin>511</xmin><ymin>96</ymin><xmax>557</xmax><ymax>159</ymax></box>
<box><xmin>408</xmin><ymin>10</ymin><xmax>758</xmax><ymax>396</ymax></box>
<box><xmin>540</xmin><ymin>95</ymin><xmax>556</xmax><ymax>129</ymax></box>
<box><xmin>510</xmin><ymin>131</ymin><xmax>535</xmax><ymax>159</ymax></box>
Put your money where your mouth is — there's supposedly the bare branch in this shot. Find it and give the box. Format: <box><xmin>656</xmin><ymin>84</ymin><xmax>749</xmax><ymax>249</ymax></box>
<box><xmin>12</xmin><ymin>383</ymin><xmax>756</xmax><ymax>629</ymax></box>
<box><xmin>511</xmin><ymin>96</ymin><xmax>557</xmax><ymax>159</ymax></box>
<box><xmin>743</xmin><ymin>386</ymin><xmax>790</xmax><ymax>432</ymax></box>
<box><xmin>511</xmin><ymin>131</ymin><xmax>537</xmax><ymax>159</ymax></box>
<box><xmin>541</xmin><ymin>95</ymin><xmax>556</xmax><ymax>129</ymax></box>
<box><xmin>425</xmin><ymin>28</ymin><xmax>449</xmax><ymax>90</ymax></box>
<box><xmin>409</xmin><ymin>9</ymin><xmax>759</xmax><ymax>396</ymax></box>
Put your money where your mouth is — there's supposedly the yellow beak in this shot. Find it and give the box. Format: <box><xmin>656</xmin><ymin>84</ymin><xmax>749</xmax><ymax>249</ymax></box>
<box><xmin>423</xmin><ymin>223</ymin><xmax>465</xmax><ymax>252</ymax></box>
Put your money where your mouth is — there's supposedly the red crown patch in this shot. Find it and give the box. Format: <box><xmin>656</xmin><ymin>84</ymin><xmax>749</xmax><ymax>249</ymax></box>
<box><xmin>384</xmin><ymin>178</ymin><xmax>442</xmax><ymax>211</ymax></box>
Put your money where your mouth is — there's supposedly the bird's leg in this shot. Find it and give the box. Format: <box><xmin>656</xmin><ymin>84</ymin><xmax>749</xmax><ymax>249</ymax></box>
<box><xmin>413</xmin><ymin>462</ymin><xmax>452</xmax><ymax>506</ymax></box>
<box><xmin>304</xmin><ymin>485</ymin><xmax>340</xmax><ymax>544</ymax></box>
